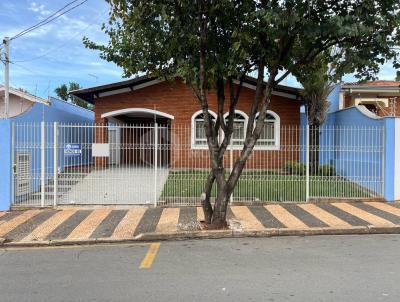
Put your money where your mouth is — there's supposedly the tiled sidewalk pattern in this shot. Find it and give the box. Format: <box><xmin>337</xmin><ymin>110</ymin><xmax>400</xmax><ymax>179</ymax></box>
<box><xmin>0</xmin><ymin>202</ymin><xmax>399</xmax><ymax>243</ymax></box>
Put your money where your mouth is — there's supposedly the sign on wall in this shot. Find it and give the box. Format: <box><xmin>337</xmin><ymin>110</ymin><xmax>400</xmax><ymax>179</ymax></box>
<box><xmin>64</xmin><ymin>144</ymin><xmax>82</xmax><ymax>157</ymax></box>
<box><xmin>92</xmin><ymin>143</ymin><xmax>110</xmax><ymax>157</ymax></box>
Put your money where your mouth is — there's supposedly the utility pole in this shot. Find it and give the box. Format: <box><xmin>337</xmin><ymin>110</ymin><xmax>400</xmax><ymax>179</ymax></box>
<box><xmin>3</xmin><ymin>37</ymin><xmax>10</xmax><ymax>118</ymax></box>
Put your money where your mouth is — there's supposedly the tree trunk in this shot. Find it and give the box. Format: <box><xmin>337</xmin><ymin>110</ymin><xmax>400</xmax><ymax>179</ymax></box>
<box><xmin>309</xmin><ymin>125</ymin><xmax>320</xmax><ymax>175</ymax></box>
<box><xmin>201</xmin><ymin>171</ymin><xmax>215</xmax><ymax>224</ymax></box>
<box><xmin>210</xmin><ymin>177</ymin><xmax>230</xmax><ymax>229</ymax></box>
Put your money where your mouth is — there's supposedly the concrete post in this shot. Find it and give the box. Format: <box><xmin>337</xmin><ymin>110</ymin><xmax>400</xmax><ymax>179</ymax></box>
<box><xmin>383</xmin><ymin>117</ymin><xmax>400</xmax><ymax>202</ymax></box>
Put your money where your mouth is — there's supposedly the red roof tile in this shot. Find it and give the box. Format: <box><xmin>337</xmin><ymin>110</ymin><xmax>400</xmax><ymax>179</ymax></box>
<box><xmin>343</xmin><ymin>80</ymin><xmax>400</xmax><ymax>87</ymax></box>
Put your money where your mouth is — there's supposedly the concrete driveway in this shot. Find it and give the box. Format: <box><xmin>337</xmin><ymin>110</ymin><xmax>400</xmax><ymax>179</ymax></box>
<box><xmin>59</xmin><ymin>167</ymin><xmax>169</xmax><ymax>205</ymax></box>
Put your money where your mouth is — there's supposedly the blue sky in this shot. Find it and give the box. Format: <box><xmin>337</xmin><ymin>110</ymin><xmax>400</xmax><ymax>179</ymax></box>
<box><xmin>0</xmin><ymin>0</ymin><xmax>398</xmax><ymax>99</ymax></box>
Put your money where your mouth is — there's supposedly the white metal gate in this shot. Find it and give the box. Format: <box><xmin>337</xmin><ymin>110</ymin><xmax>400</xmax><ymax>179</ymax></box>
<box><xmin>11</xmin><ymin>123</ymin><xmax>385</xmax><ymax>207</ymax></box>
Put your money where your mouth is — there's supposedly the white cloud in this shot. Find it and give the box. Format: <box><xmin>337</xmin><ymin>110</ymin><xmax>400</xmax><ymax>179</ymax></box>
<box><xmin>28</xmin><ymin>2</ymin><xmax>51</xmax><ymax>16</ymax></box>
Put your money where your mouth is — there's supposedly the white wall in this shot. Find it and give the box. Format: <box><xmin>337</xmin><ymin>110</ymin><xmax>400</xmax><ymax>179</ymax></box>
<box><xmin>0</xmin><ymin>94</ymin><xmax>34</xmax><ymax>118</ymax></box>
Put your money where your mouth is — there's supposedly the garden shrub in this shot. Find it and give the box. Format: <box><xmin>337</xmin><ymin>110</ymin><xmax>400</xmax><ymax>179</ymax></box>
<box><xmin>318</xmin><ymin>164</ymin><xmax>336</xmax><ymax>176</ymax></box>
<box><xmin>284</xmin><ymin>161</ymin><xmax>306</xmax><ymax>175</ymax></box>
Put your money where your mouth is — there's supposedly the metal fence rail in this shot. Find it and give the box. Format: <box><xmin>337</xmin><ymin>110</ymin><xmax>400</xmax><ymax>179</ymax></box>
<box><xmin>11</xmin><ymin>123</ymin><xmax>385</xmax><ymax>207</ymax></box>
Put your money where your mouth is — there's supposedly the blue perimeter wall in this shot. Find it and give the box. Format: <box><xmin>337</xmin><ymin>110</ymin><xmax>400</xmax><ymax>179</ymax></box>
<box><xmin>301</xmin><ymin>106</ymin><xmax>394</xmax><ymax>200</ymax></box>
<box><xmin>0</xmin><ymin>98</ymin><xmax>94</xmax><ymax>210</ymax></box>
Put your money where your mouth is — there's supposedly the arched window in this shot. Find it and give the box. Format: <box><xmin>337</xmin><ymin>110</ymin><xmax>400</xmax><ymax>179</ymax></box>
<box><xmin>191</xmin><ymin>110</ymin><xmax>217</xmax><ymax>149</ymax></box>
<box><xmin>223</xmin><ymin>110</ymin><xmax>248</xmax><ymax>146</ymax></box>
<box><xmin>255</xmin><ymin>110</ymin><xmax>280</xmax><ymax>149</ymax></box>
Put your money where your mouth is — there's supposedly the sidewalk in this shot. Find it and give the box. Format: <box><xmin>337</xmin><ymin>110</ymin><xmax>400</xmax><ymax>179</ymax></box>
<box><xmin>1</xmin><ymin>202</ymin><xmax>400</xmax><ymax>247</ymax></box>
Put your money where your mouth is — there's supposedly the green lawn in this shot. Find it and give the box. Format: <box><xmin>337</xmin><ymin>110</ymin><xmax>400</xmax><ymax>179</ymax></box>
<box><xmin>160</xmin><ymin>170</ymin><xmax>371</xmax><ymax>202</ymax></box>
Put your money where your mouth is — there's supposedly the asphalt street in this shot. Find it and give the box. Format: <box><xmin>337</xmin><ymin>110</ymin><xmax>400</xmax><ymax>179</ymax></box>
<box><xmin>1</xmin><ymin>235</ymin><xmax>399</xmax><ymax>302</ymax></box>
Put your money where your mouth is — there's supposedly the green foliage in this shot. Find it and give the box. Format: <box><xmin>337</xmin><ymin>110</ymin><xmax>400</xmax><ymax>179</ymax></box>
<box><xmin>319</xmin><ymin>164</ymin><xmax>336</xmax><ymax>176</ymax></box>
<box><xmin>293</xmin><ymin>53</ymin><xmax>336</xmax><ymax>126</ymax></box>
<box><xmin>284</xmin><ymin>161</ymin><xmax>306</xmax><ymax>176</ymax></box>
<box><xmin>54</xmin><ymin>82</ymin><xmax>93</xmax><ymax>110</ymax></box>
<box><xmin>396</xmin><ymin>71</ymin><xmax>400</xmax><ymax>81</ymax></box>
<box><xmin>84</xmin><ymin>0</ymin><xmax>400</xmax><ymax>87</ymax></box>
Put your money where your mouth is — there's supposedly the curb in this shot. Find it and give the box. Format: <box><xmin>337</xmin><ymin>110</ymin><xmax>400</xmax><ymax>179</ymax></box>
<box><xmin>2</xmin><ymin>225</ymin><xmax>400</xmax><ymax>248</ymax></box>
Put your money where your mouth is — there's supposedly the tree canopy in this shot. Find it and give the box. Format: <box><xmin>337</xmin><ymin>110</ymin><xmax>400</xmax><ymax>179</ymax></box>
<box><xmin>54</xmin><ymin>82</ymin><xmax>93</xmax><ymax>110</ymax></box>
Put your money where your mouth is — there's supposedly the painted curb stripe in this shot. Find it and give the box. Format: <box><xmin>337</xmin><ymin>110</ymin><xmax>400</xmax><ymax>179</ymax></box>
<box><xmin>265</xmin><ymin>205</ymin><xmax>308</xmax><ymax>229</ymax></box>
<box><xmin>156</xmin><ymin>208</ymin><xmax>180</xmax><ymax>232</ymax></box>
<box><xmin>0</xmin><ymin>211</ymin><xmax>24</xmax><ymax>224</ymax></box>
<box><xmin>353</xmin><ymin>203</ymin><xmax>400</xmax><ymax>225</ymax></box>
<box><xmin>281</xmin><ymin>204</ymin><xmax>328</xmax><ymax>227</ymax></box>
<box><xmin>298</xmin><ymin>204</ymin><xmax>351</xmax><ymax>228</ymax></box>
<box><xmin>140</xmin><ymin>242</ymin><xmax>160</xmax><ymax>269</ymax></box>
<box><xmin>367</xmin><ymin>202</ymin><xmax>400</xmax><ymax>217</ymax></box>
<box><xmin>227</xmin><ymin>207</ymin><xmax>236</xmax><ymax>220</ymax></box>
<box><xmin>112</xmin><ymin>208</ymin><xmax>147</xmax><ymax>239</ymax></box>
<box><xmin>332</xmin><ymin>203</ymin><xmax>395</xmax><ymax>227</ymax></box>
<box><xmin>4</xmin><ymin>210</ymin><xmax>57</xmax><ymax>242</ymax></box>
<box><xmin>67</xmin><ymin>209</ymin><xmax>112</xmax><ymax>240</ymax></box>
<box><xmin>46</xmin><ymin>210</ymin><xmax>92</xmax><ymax>240</ymax></box>
<box><xmin>90</xmin><ymin>210</ymin><xmax>128</xmax><ymax>239</ymax></box>
<box><xmin>22</xmin><ymin>209</ymin><xmax>77</xmax><ymax>242</ymax></box>
<box><xmin>248</xmin><ymin>206</ymin><xmax>286</xmax><ymax>229</ymax></box>
<box><xmin>0</xmin><ymin>211</ymin><xmax>27</xmax><ymax>225</ymax></box>
<box><xmin>318</xmin><ymin>203</ymin><xmax>369</xmax><ymax>226</ymax></box>
<box><xmin>134</xmin><ymin>208</ymin><xmax>163</xmax><ymax>235</ymax></box>
<box><xmin>0</xmin><ymin>210</ymin><xmax>41</xmax><ymax>237</ymax></box>
<box><xmin>178</xmin><ymin>207</ymin><xmax>196</xmax><ymax>228</ymax></box>
<box><xmin>196</xmin><ymin>207</ymin><xmax>205</xmax><ymax>222</ymax></box>
<box><xmin>230</xmin><ymin>206</ymin><xmax>265</xmax><ymax>230</ymax></box>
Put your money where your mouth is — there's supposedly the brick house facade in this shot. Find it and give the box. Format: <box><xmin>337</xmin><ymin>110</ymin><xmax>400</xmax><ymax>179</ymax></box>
<box><xmin>72</xmin><ymin>76</ymin><xmax>302</xmax><ymax>169</ymax></box>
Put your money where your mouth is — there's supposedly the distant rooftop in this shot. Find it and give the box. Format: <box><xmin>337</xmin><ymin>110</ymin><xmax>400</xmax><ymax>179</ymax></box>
<box><xmin>0</xmin><ymin>85</ymin><xmax>49</xmax><ymax>105</ymax></box>
<box><xmin>342</xmin><ymin>80</ymin><xmax>400</xmax><ymax>88</ymax></box>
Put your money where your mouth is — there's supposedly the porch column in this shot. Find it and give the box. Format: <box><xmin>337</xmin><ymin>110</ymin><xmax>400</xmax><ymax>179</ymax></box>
<box><xmin>95</xmin><ymin>119</ymin><xmax>109</xmax><ymax>169</ymax></box>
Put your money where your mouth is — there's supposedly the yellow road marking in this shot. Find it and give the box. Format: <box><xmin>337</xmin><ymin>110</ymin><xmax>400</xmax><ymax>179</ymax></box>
<box><xmin>67</xmin><ymin>209</ymin><xmax>112</xmax><ymax>240</ymax></box>
<box><xmin>156</xmin><ymin>208</ymin><xmax>179</xmax><ymax>232</ymax></box>
<box><xmin>298</xmin><ymin>204</ymin><xmax>351</xmax><ymax>228</ymax></box>
<box><xmin>197</xmin><ymin>207</ymin><xmax>205</xmax><ymax>222</ymax></box>
<box><xmin>333</xmin><ymin>203</ymin><xmax>395</xmax><ymax>227</ymax></box>
<box><xmin>230</xmin><ymin>206</ymin><xmax>265</xmax><ymax>230</ymax></box>
<box><xmin>367</xmin><ymin>202</ymin><xmax>400</xmax><ymax>217</ymax></box>
<box><xmin>140</xmin><ymin>242</ymin><xmax>160</xmax><ymax>269</ymax></box>
<box><xmin>265</xmin><ymin>205</ymin><xmax>308</xmax><ymax>229</ymax></box>
<box><xmin>112</xmin><ymin>208</ymin><xmax>147</xmax><ymax>239</ymax></box>
<box><xmin>21</xmin><ymin>209</ymin><xmax>77</xmax><ymax>242</ymax></box>
<box><xmin>0</xmin><ymin>210</ymin><xmax>41</xmax><ymax>237</ymax></box>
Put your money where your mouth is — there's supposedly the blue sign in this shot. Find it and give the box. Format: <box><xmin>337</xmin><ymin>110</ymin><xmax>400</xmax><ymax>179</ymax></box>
<box><xmin>64</xmin><ymin>144</ymin><xmax>82</xmax><ymax>157</ymax></box>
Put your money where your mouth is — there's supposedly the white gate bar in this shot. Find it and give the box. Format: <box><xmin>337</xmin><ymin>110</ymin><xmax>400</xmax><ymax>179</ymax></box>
<box><xmin>53</xmin><ymin>122</ymin><xmax>58</xmax><ymax>207</ymax></box>
<box><xmin>154</xmin><ymin>122</ymin><xmax>158</xmax><ymax>207</ymax></box>
<box><xmin>41</xmin><ymin>121</ymin><xmax>45</xmax><ymax>207</ymax></box>
<box><xmin>230</xmin><ymin>144</ymin><xmax>233</xmax><ymax>203</ymax></box>
<box><xmin>305</xmin><ymin>124</ymin><xmax>310</xmax><ymax>202</ymax></box>
<box><xmin>11</xmin><ymin>123</ymin><xmax>15</xmax><ymax>205</ymax></box>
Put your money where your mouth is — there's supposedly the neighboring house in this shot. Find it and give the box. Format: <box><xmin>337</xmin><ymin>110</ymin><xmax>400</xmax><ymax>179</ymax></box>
<box><xmin>334</xmin><ymin>81</ymin><xmax>400</xmax><ymax>116</ymax></box>
<box><xmin>298</xmin><ymin>80</ymin><xmax>400</xmax><ymax>203</ymax></box>
<box><xmin>71</xmin><ymin>75</ymin><xmax>303</xmax><ymax>170</ymax></box>
<box><xmin>0</xmin><ymin>87</ymin><xmax>94</xmax><ymax>210</ymax></box>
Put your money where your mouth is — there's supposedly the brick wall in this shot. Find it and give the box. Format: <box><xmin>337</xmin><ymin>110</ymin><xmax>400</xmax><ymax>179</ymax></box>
<box><xmin>94</xmin><ymin>79</ymin><xmax>302</xmax><ymax>169</ymax></box>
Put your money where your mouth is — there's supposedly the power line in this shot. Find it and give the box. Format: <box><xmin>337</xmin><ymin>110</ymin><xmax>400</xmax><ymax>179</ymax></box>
<box><xmin>12</xmin><ymin>8</ymin><xmax>108</xmax><ymax>63</ymax></box>
<box><xmin>11</xmin><ymin>0</ymin><xmax>88</xmax><ymax>41</ymax></box>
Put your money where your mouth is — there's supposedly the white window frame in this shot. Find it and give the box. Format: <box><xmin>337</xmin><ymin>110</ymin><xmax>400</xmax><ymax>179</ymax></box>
<box><xmin>222</xmin><ymin>110</ymin><xmax>249</xmax><ymax>150</ymax></box>
<box><xmin>254</xmin><ymin>110</ymin><xmax>280</xmax><ymax>150</ymax></box>
<box><xmin>191</xmin><ymin>110</ymin><xmax>217</xmax><ymax>149</ymax></box>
